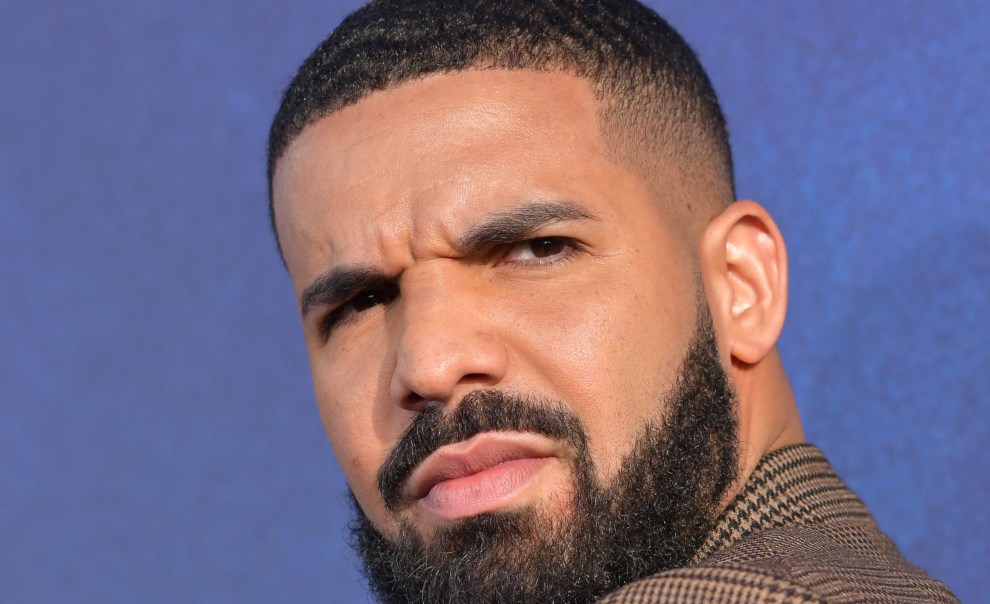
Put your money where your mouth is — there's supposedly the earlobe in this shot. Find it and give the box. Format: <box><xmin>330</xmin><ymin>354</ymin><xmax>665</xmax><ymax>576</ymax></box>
<box><xmin>699</xmin><ymin>201</ymin><xmax>788</xmax><ymax>365</ymax></box>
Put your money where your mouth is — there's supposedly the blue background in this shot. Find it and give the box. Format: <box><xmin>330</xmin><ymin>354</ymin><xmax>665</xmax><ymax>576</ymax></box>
<box><xmin>3</xmin><ymin>1</ymin><xmax>987</xmax><ymax>602</ymax></box>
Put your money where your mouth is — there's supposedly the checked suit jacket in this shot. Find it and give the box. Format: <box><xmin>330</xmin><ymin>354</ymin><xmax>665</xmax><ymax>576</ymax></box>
<box><xmin>598</xmin><ymin>444</ymin><xmax>958</xmax><ymax>603</ymax></box>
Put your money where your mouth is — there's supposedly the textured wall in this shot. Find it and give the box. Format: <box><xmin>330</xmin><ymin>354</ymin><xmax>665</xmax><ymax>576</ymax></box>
<box><xmin>2</xmin><ymin>1</ymin><xmax>986</xmax><ymax>602</ymax></box>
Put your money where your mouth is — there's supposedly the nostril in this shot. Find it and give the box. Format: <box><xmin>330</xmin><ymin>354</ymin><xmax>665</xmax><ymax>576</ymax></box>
<box><xmin>399</xmin><ymin>391</ymin><xmax>429</xmax><ymax>411</ymax></box>
<box><xmin>458</xmin><ymin>373</ymin><xmax>502</xmax><ymax>392</ymax></box>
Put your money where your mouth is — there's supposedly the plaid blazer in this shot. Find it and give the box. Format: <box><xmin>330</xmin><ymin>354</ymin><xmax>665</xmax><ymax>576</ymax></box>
<box><xmin>598</xmin><ymin>444</ymin><xmax>958</xmax><ymax>603</ymax></box>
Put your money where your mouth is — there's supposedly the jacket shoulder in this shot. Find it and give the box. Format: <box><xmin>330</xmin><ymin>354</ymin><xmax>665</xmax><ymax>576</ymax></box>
<box><xmin>597</xmin><ymin>564</ymin><xmax>825</xmax><ymax>604</ymax></box>
<box><xmin>598</xmin><ymin>523</ymin><xmax>959</xmax><ymax>603</ymax></box>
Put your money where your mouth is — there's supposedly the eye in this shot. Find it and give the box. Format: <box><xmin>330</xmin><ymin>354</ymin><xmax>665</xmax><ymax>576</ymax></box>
<box><xmin>322</xmin><ymin>283</ymin><xmax>399</xmax><ymax>337</ymax></box>
<box><xmin>502</xmin><ymin>236</ymin><xmax>577</xmax><ymax>264</ymax></box>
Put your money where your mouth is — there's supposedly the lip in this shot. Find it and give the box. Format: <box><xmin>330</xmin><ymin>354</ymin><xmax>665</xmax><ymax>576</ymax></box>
<box><xmin>403</xmin><ymin>432</ymin><xmax>560</xmax><ymax>520</ymax></box>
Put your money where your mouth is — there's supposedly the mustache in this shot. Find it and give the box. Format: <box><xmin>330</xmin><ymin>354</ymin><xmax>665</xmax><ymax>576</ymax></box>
<box><xmin>377</xmin><ymin>389</ymin><xmax>587</xmax><ymax>511</ymax></box>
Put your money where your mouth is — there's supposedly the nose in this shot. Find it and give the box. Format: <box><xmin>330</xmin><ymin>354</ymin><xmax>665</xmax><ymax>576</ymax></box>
<box><xmin>389</xmin><ymin>269</ymin><xmax>509</xmax><ymax>410</ymax></box>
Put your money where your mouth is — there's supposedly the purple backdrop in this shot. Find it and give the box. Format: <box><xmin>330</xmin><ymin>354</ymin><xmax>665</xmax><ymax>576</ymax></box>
<box><xmin>3</xmin><ymin>1</ymin><xmax>987</xmax><ymax>602</ymax></box>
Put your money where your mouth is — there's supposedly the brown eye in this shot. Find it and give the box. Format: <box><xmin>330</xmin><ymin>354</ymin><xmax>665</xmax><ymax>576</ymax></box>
<box><xmin>529</xmin><ymin>237</ymin><xmax>566</xmax><ymax>258</ymax></box>
<box><xmin>322</xmin><ymin>283</ymin><xmax>399</xmax><ymax>336</ymax></box>
<box><xmin>503</xmin><ymin>236</ymin><xmax>577</xmax><ymax>263</ymax></box>
<box><xmin>351</xmin><ymin>288</ymin><xmax>392</xmax><ymax>312</ymax></box>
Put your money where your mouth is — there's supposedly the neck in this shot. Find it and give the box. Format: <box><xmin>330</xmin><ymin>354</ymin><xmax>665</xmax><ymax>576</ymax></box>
<box><xmin>727</xmin><ymin>347</ymin><xmax>805</xmax><ymax>502</ymax></box>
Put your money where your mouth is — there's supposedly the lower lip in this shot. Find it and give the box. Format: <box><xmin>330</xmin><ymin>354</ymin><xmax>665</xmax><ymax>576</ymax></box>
<box><xmin>419</xmin><ymin>457</ymin><xmax>555</xmax><ymax>520</ymax></box>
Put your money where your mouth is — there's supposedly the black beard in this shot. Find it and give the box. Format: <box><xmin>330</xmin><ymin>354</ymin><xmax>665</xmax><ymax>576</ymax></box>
<box><xmin>348</xmin><ymin>304</ymin><xmax>739</xmax><ymax>604</ymax></box>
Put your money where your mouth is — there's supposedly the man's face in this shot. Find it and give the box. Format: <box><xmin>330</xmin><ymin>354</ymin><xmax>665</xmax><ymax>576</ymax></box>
<box><xmin>272</xmin><ymin>70</ymin><xmax>732</xmax><ymax>581</ymax></box>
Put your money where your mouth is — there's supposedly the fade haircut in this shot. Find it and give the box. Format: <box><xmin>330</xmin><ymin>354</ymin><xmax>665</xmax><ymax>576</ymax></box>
<box><xmin>267</xmin><ymin>0</ymin><xmax>735</xmax><ymax>249</ymax></box>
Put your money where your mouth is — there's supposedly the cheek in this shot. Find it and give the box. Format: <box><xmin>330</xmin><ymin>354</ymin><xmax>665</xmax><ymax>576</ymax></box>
<box><xmin>309</xmin><ymin>338</ymin><xmax>405</xmax><ymax>532</ymax></box>
<box><xmin>502</xmin><ymin>267</ymin><xmax>696</xmax><ymax>474</ymax></box>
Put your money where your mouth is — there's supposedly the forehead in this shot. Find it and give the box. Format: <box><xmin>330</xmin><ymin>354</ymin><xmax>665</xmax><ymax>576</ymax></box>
<box><xmin>272</xmin><ymin>70</ymin><xmax>634</xmax><ymax>290</ymax></box>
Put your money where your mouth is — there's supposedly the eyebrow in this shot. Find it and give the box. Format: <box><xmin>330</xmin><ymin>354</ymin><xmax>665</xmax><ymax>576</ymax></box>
<box><xmin>454</xmin><ymin>200</ymin><xmax>598</xmax><ymax>255</ymax></box>
<box><xmin>300</xmin><ymin>265</ymin><xmax>390</xmax><ymax>318</ymax></box>
<box><xmin>299</xmin><ymin>200</ymin><xmax>599</xmax><ymax>318</ymax></box>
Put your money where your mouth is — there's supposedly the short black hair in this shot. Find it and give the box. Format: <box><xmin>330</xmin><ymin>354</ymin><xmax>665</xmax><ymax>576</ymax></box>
<box><xmin>268</xmin><ymin>0</ymin><xmax>734</xmax><ymax>248</ymax></box>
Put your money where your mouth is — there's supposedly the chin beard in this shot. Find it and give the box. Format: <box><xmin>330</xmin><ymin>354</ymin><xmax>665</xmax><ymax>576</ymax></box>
<box><xmin>348</xmin><ymin>302</ymin><xmax>739</xmax><ymax>604</ymax></box>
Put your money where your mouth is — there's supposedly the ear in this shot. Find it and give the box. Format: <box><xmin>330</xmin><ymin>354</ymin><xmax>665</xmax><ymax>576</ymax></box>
<box><xmin>699</xmin><ymin>201</ymin><xmax>788</xmax><ymax>365</ymax></box>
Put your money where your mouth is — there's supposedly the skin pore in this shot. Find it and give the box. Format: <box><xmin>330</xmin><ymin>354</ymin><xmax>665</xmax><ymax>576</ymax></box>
<box><xmin>272</xmin><ymin>68</ymin><xmax>803</xmax><ymax>551</ymax></box>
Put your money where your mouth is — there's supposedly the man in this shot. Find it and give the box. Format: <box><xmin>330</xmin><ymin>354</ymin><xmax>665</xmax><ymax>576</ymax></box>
<box><xmin>266</xmin><ymin>0</ymin><xmax>958</xmax><ymax>602</ymax></box>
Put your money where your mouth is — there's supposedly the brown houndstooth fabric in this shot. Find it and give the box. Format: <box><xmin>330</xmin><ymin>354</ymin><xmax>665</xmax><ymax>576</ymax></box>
<box><xmin>598</xmin><ymin>444</ymin><xmax>958</xmax><ymax>603</ymax></box>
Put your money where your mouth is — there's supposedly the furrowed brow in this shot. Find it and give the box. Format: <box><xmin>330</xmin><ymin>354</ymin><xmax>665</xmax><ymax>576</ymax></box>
<box><xmin>298</xmin><ymin>201</ymin><xmax>595</xmax><ymax>317</ymax></box>
<box><xmin>299</xmin><ymin>265</ymin><xmax>390</xmax><ymax>318</ymax></box>
<box><xmin>454</xmin><ymin>200</ymin><xmax>598</xmax><ymax>255</ymax></box>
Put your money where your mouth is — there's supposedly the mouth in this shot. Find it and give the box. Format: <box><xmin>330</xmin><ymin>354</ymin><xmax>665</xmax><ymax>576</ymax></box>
<box><xmin>402</xmin><ymin>432</ymin><xmax>561</xmax><ymax>522</ymax></box>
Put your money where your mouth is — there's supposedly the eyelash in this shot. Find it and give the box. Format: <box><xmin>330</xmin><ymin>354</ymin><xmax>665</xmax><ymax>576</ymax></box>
<box><xmin>500</xmin><ymin>236</ymin><xmax>582</xmax><ymax>267</ymax></box>
<box><xmin>319</xmin><ymin>236</ymin><xmax>581</xmax><ymax>338</ymax></box>
<box><xmin>321</xmin><ymin>282</ymin><xmax>399</xmax><ymax>338</ymax></box>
